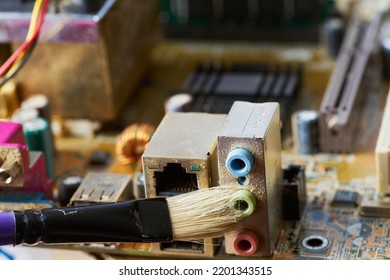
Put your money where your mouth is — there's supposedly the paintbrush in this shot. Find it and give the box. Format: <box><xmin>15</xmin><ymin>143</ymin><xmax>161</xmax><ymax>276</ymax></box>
<box><xmin>0</xmin><ymin>187</ymin><xmax>257</xmax><ymax>246</ymax></box>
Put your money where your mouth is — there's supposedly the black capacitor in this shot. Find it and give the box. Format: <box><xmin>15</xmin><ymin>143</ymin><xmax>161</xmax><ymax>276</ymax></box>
<box><xmin>324</xmin><ymin>18</ymin><xmax>345</xmax><ymax>58</ymax></box>
<box><xmin>58</xmin><ymin>176</ymin><xmax>83</xmax><ymax>206</ymax></box>
<box><xmin>292</xmin><ymin>110</ymin><xmax>320</xmax><ymax>155</ymax></box>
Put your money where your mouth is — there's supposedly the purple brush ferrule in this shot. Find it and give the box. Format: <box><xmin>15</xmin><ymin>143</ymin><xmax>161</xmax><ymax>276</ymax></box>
<box><xmin>0</xmin><ymin>212</ymin><xmax>15</xmax><ymax>246</ymax></box>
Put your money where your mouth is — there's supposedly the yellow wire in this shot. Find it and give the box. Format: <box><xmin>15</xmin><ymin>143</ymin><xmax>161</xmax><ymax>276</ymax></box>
<box><xmin>5</xmin><ymin>0</ymin><xmax>43</xmax><ymax>78</ymax></box>
<box><xmin>27</xmin><ymin>0</ymin><xmax>43</xmax><ymax>39</ymax></box>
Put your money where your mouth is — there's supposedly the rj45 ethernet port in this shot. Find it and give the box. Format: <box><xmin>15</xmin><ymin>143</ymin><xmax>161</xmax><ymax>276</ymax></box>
<box><xmin>142</xmin><ymin>112</ymin><xmax>226</xmax><ymax>257</ymax></box>
<box><xmin>154</xmin><ymin>163</ymin><xmax>198</xmax><ymax>196</ymax></box>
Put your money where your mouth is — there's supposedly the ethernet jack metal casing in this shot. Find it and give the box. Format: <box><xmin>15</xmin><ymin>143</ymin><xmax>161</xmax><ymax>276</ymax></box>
<box><xmin>217</xmin><ymin>101</ymin><xmax>282</xmax><ymax>257</ymax></box>
<box><xmin>142</xmin><ymin>112</ymin><xmax>226</xmax><ymax>257</ymax></box>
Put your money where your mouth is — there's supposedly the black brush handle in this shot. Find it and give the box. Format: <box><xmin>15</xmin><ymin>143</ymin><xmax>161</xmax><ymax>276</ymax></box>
<box><xmin>13</xmin><ymin>198</ymin><xmax>173</xmax><ymax>245</ymax></box>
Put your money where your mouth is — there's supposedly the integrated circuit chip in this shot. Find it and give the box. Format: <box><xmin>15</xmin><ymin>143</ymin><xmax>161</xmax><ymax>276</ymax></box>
<box><xmin>332</xmin><ymin>190</ymin><xmax>359</xmax><ymax>207</ymax></box>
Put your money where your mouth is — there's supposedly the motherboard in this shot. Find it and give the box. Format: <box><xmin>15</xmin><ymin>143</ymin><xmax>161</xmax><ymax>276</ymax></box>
<box><xmin>1</xmin><ymin>0</ymin><xmax>390</xmax><ymax>260</ymax></box>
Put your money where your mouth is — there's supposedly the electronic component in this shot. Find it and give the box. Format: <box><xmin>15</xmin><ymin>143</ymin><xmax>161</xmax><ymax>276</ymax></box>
<box><xmin>231</xmin><ymin>229</ymin><xmax>260</xmax><ymax>257</ymax></box>
<box><xmin>291</xmin><ymin>110</ymin><xmax>320</xmax><ymax>155</ymax></box>
<box><xmin>160</xmin><ymin>241</ymin><xmax>203</xmax><ymax>253</ymax></box>
<box><xmin>133</xmin><ymin>172</ymin><xmax>146</xmax><ymax>199</ymax></box>
<box><xmin>282</xmin><ymin>165</ymin><xmax>307</xmax><ymax>221</ymax></box>
<box><xmin>69</xmin><ymin>172</ymin><xmax>133</xmax><ymax>206</ymax></box>
<box><xmin>0</xmin><ymin>121</ymin><xmax>52</xmax><ymax>210</ymax></box>
<box><xmin>22</xmin><ymin>117</ymin><xmax>55</xmax><ymax>179</ymax></box>
<box><xmin>116</xmin><ymin>123</ymin><xmax>154</xmax><ymax>166</ymax></box>
<box><xmin>11</xmin><ymin>108</ymin><xmax>39</xmax><ymax>123</ymax></box>
<box><xmin>143</xmin><ymin>112</ymin><xmax>224</xmax><ymax>197</ymax></box>
<box><xmin>0</xmin><ymin>121</ymin><xmax>49</xmax><ymax>193</ymax></box>
<box><xmin>1</xmin><ymin>0</ymin><xmax>389</xmax><ymax>261</ymax></box>
<box><xmin>20</xmin><ymin>94</ymin><xmax>56</xmax><ymax>162</ymax></box>
<box><xmin>376</xmin><ymin>90</ymin><xmax>390</xmax><ymax>194</ymax></box>
<box><xmin>324</xmin><ymin>17</ymin><xmax>345</xmax><ymax>58</ymax></box>
<box><xmin>331</xmin><ymin>190</ymin><xmax>359</xmax><ymax>207</ymax></box>
<box><xmin>381</xmin><ymin>38</ymin><xmax>390</xmax><ymax>79</ymax></box>
<box><xmin>300</xmin><ymin>235</ymin><xmax>330</xmax><ymax>254</ymax></box>
<box><xmin>215</xmin><ymin>73</ymin><xmax>263</xmax><ymax>96</ymax></box>
<box><xmin>89</xmin><ymin>150</ymin><xmax>111</xmax><ymax>167</ymax></box>
<box><xmin>62</xmin><ymin>119</ymin><xmax>101</xmax><ymax>139</ymax></box>
<box><xmin>1</xmin><ymin>1</ymin><xmax>158</xmax><ymax>121</ymax></box>
<box><xmin>319</xmin><ymin>14</ymin><xmax>382</xmax><ymax>153</ymax></box>
<box><xmin>142</xmin><ymin>112</ymin><xmax>226</xmax><ymax>257</ymax></box>
<box><xmin>360</xmin><ymin>198</ymin><xmax>390</xmax><ymax>218</ymax></box>
<box><xmin>217</xmin><ymin>101</ymin><xmax>282</xmax><ymax>257</ymax></box>
<box><xmin>180</xmin><ymin>62</ymin><xmax>301</xmax><ymax>126</ymax></box>
<box><xmin>58</xmin><ymin>176</ymin><xmax>83</xmax><ymax>207</ymax></box>
<box><xmin>0</xmin><ymin>153</ymin><xmax>22</xmax><ymax>186</ymax></box>
<box><xmin>21</xmin><ymin>94</ymin><xmax>51</xmax><ymax>125</ymax></box>
<box><xmin>27</xmin><ymin>151</ymin><xmax>50</xmax><ymax>194</ymax></box>
<box><xmin>160</xmin><ymin>0</ymin><xmax>329</xmax><ymax>42</ymax></box>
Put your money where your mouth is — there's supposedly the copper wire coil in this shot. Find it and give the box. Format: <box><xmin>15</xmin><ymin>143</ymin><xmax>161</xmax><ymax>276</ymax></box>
<box><xmin>116</xmin><ymin>123</ymin><xmax>154</xmax><ymax>167</ymax></box>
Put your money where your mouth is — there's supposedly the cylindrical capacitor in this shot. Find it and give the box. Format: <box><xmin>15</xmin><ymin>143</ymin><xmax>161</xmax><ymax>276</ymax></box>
<box><xmin>324</xmin><ymin>18</ymin><xmax>345</xmax><ymax>58</ymax></box>
<box><xmin>291</xmin><ymin>110</ymin><xmax>320</xmax><ymax>155</ymax></box>
<box><xmin>58</xmin><ymin>176</ymin><xmax>83</xmax><ymax>206</ymax></box>
<box><xmin>21</xmin><ymin>94</ymin><xmax>51</xmax><ymax>123</ymax></box>
<box><xmin>21</xmin><ymin>94</ymin><xmax>56</xmax><ymax>154</ymax></box>
<box><xmin>23</xmin><ymin>117</ymin><xmax>55</xmax><ymax>180</ymax></box>
<box><xmin>11</xmin><ymin>108</ymin><xmax>39</xmax><ymax>123</ymax></box>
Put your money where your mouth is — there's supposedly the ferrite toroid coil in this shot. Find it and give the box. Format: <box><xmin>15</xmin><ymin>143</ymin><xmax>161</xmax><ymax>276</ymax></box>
<box><xmin>116</xmin><ymin>123</ymin><xmax>154</xmax><ymax>167</ymax></box>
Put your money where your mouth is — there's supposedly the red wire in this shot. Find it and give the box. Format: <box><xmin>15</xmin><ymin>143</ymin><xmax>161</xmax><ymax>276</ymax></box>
<box><xmin>0</xmin><ymin>0</ymin><xmax>50</xmax><ymax>78</ymax></box>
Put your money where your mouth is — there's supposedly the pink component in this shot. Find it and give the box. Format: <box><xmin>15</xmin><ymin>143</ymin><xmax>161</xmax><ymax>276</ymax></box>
<box><xmin>25</xmin><ymin>151</ymin><xmax>50</xmax><ymax>196</ymax></box>
<box><xmin>0</xmin><ymin>122</ymin><xmax>26</xmax><ymax>144</ymax></box>
<box><xmin>0</xmin><ymin>122</ymin><xmax>29</xmax><ymax>186</ymax></box>
<box><xmin>232</xmin><ymin>229</ymin><xmax>260</xmax><ymax>256</ymax></box>
<box><xmin>0</xmin><ymin>121</ymin><xmax>49</xmax><ymax>194</ymax></box>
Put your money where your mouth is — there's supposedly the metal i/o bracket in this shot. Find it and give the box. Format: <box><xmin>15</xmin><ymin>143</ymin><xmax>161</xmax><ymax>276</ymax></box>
<box><xmin>217</xmin><ymin>101</ymin><xmax>282</xmax><ymax>257</ymax></box>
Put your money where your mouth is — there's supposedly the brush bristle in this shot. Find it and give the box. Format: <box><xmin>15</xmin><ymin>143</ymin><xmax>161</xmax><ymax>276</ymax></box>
<box><xmin>166</xmin><ymin>187</ymin><xmax>258</xmax><ymax>240</ymax></box>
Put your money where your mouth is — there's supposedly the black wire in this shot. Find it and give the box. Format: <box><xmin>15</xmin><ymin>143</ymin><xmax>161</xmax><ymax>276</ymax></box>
<box><xmin>0</xmin><ymin>35</ymin><xmax>38</xmax><ymax>87</ymax></box>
